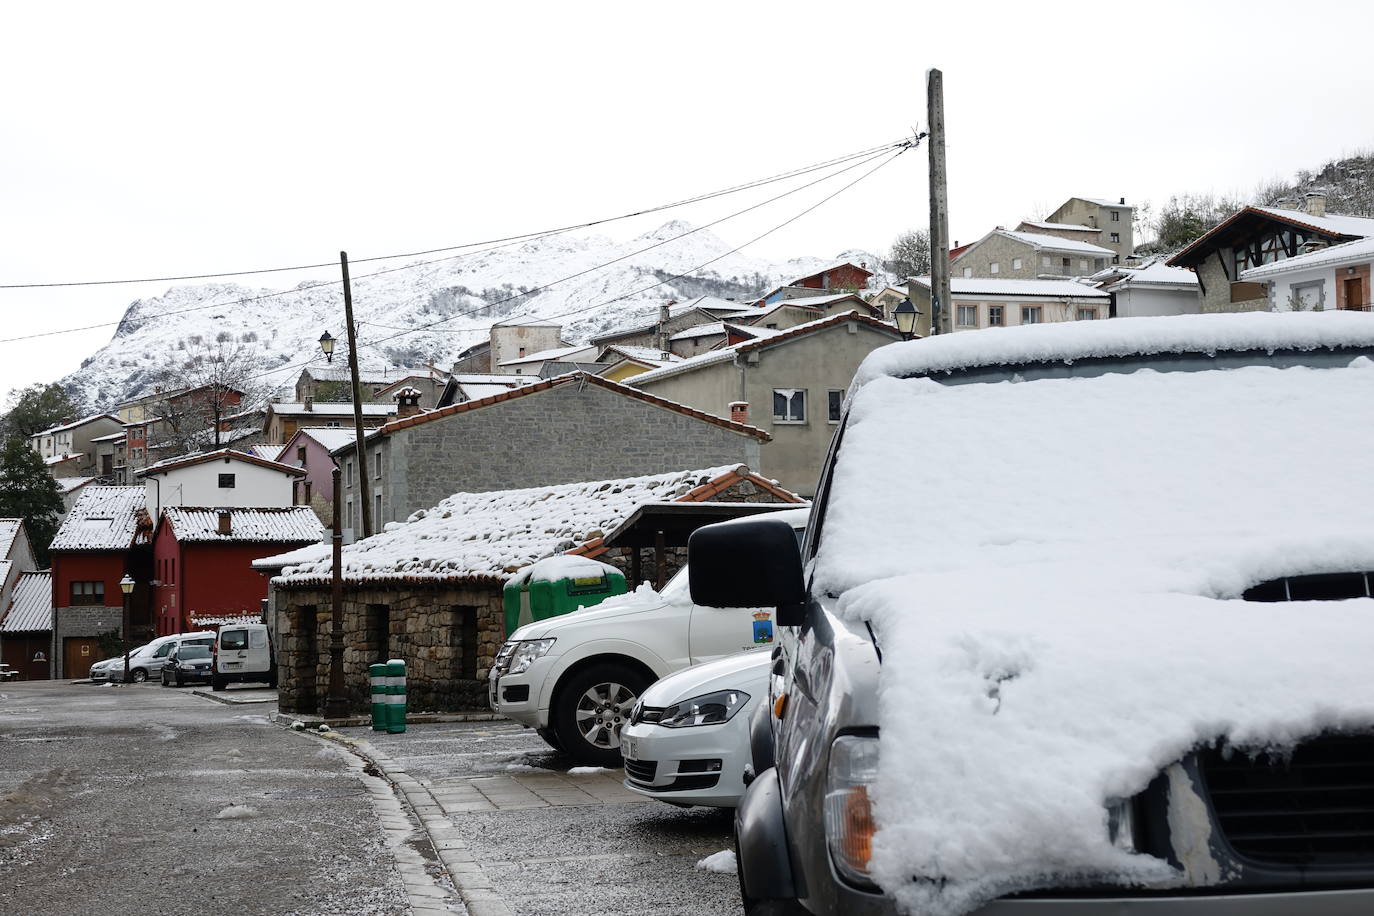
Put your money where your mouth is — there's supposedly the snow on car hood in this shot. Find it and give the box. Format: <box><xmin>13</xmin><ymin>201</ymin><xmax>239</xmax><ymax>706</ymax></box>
<box><xmin>640</xmin><ymin>649</ymin><xmax>770</xmax><ymax>707</ymax></box>
<box><xmin>818</xmin><ymin>355</ymin><xmax>1374</xmax><ymax>916</ymax></box>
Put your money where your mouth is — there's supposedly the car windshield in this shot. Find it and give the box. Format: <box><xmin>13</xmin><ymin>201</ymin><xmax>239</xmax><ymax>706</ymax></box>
<box><xmin>178</xmin><ymin>646</ymin><xmax>211</xmax><ymax>659</ymax></box>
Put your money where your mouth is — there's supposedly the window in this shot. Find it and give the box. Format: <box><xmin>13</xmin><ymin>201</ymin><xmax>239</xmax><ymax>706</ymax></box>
<box><xmin>70</xmin><ymin>581</ymin><xmax>105</xmax><ymax>606</ymax></box>
<box><xmin>375</xmin><ymin>492</ymin><xmax>382</xmax><ymax>523</ymax></box>
<box><xmin>296</xmin><ymin>446</ymin><xmax>307</xmax><ymax>463</ymax></box>
<box><xmin>1111</xmin><ymin>210</ymin><xmax>1120</xmax><ymax>222</ymax></box>
<box><xmin>368</xmin><ymin>605</ymin><xmax>391</xmax><ymax>661</ymax></box>
<box><xmin>765</xmin><ymin>323</ymin><xmax>778</xmax><ymax>330</ymax></box>
<box><xmin>988</xmin><ymin>305</ymin><xmax>1004</xmax><ymax>326</ymax></box>
<box><xmin>827</xmin><ymin>390</ymin><xmax>844</xmax><ymax>424</ymax></box>
<box><xmin>772</xmin><ymin>389</ymin><xmax>806</xmax><ymax>423</ymax></box>
<box><xmin>1021</xmin><ymin>306</ymin><xmax>1043</xmax><ymax>324</ymax></box>
<box><xmin>346</xmin><ymin>497</ymin><xmax>354</xmax><ymax>530</ymax></box>
<box><xmin>1076</xmin><ymin>307</ymin><xmax>1099</xmax><ymax>320</ymax></box>
<box><xmin>1041</xmin><ymin>256</ymin><xmax>1051</xmax><ymax>268</ymax></box>
<box><xmin>1062</xmin><ymin>258</ymin><xmax>1071</xmax><ymax>271</ymax></box>
<box><xmin>1109</xmin><ymin>232</ymin><xmax>1120</xmax><ymax>244</ymax></box>
<box><xmin>1012</xmin><ymin>258</ymin><xmax>1022</xmax><ymax>270</ymax></box>
<box><xmin>218</xmin><ymin>473</ymin><xmax>235</xmax><ymax>489</ymax></box>
<box><xmin>453</xmin><ymin>606</ymin><xmax>479</xmax><ymax>680</ymax></box>
<box><xmin>518</xmin><ymin>347</ymin><xmax>526</xmax><ymax>358</ymax></box>
<box><xmin>989</xmin><ymin>262</ymin><xmax>1000</xmax><ymax>274</ymax></box>
<box><xmin>373</xmin><ymin>447</ymin><xmax>382</xmax><ymax>479</ymax></box>
<box><xmin>346</xmin><ymin>460</ymin><xmax>354</xmax><ymax>486</ymax></box>
<box><xmin>962</xmin><ymin>267</ymin><xmax>972</xmax><ymax>278</ymax></box>
<box><xmin>220</xmin><ymin>629</ymin><xmax>248</xmax><ymax>650</ymax></box>
<box><xmin>1079</xmin><ymin>259</ymin><xmax>1090</xmax><ymax>271</ymax></box>
<box><xmin>956</xmin><ymin>305</ymin><xmax>977</xmax><ymax>327</ymax></box>
<box><xmin>326</xmin><ymin>420</ymin><xmax>341</xmax><ymax>428</ymax></box>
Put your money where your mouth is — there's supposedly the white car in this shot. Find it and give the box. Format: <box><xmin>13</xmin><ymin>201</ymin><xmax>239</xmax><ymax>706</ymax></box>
<box><xmin>88</xmin><ymin>648</ymin><xmax>144</xmax><ymax>683</ymax></box>
<box><xmin>621</xmin><ymin>650</ymin><xmax>769</xmax><ymax>807</ymax></box>
<box><xmin>490</xmin><ymin>506</ymin><xmax>808</xmax><ymax>766</ymax></box>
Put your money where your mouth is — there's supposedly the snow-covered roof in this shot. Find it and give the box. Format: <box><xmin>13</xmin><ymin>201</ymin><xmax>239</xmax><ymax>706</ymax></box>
<box><xmin>818</xmin><ymin>340</ymin><xmax>1374</xmax><ymax>913</ymax></box>
<box><xmin>597</xmin><ymin>345</ymin><xmax>682</xmax><ymax>366</ymax></box>
<box><xmin>269</xmin><ymin>402</ymin><xmax>396</xmax><ymax>417</ymax></box>
<box><xmin>33</xmin><ymin>413</ymin><xmax>120</xmax><ymax>437</ymax></box>
<box><xmin>669</xmin><ymin>323</ymin><xmax>729</xmax><ymax>341</ymax></box>
<box><xmin>785</xmin><ymin>259</ymin><xmax>872</xmax><ymax>286</ymax></box>
<box><xmin>301</xmin><ymin>366</ymin><xmax>425</xmax><ymax>385</ymax></box>
<box><xmin>1098</xmin><ymin>262</ymin><xmax>1199</xmax><ymax>289</ymax></box>
<box><xmin>0</xmin><ymin>520</ymin><xmax>21</xmax><ymax>558</ymax></box>
<box><xmin>497</xmin><ymin>344</ymin><xmax>597</xmax><ymax>367</ymax></box>
<box><xmin>856</xmin><ymin>311</ymin><xmax>1374</xmax><ymax>384</ymax></box>
<box><xmin>244</xmin><ymin>445</ymin><xmax>281</xmax><ymax>461</ymax></box>
<box><xmin>285</xmin><ymin>427</ymin><xmax>358</xmax><ymax>455</ymax></box>
<box><xmin>1240</xmin><ymin>234</ymin><xmax>1374</xmax><ymax>280</ymax></box>
<box><xmin>992</xmin><ymin>229</ymin><xmax>1114</xmax><ymax>256</ymax></box>
<box><xmin>2</xmin><ymin>571</ymin><xmax>52</xmax><ymax>632</ymax></box>
<box><xmin>630</xmin><ymin>311</ymin><xmax>901</xmax><ymax>387</ymax></box>
<box><xmin>454</xmin><ymin>382</ymin><xmax>525</xmax><ymax>402</ymax></box>
<box><xmin>57</xmin><ymin>477</ymin><xmax>97</xmax><ymax>494</ymax></box>
<box><xmin>449</xmin><ymin>373</ymin><xmax>529</xmax><ymax>386</ymax></box>
<box><xmin>1078</xmin><ymin>197</ymin><xmax>1132</xmax><ymax>209</ymax></box>
<box><xmin>44</xmin><ymin>453</ymin><xmax>83</xmax><ymax>466</ymax></box>
<box><xmin>1018</xmin><ymin>220</ymin><xmax>1098</xmax><ymax>233</ymax></box>
<box><xmin>50</xmin><ymin>486</ymin><xmax>146</xmax><ymax>552</ymax></box>
<box><xmin>265</xmin><ymin>465</ymin><xmax>790</xmax><ymax>585</ymax></box>
<box><xmin>763</xmin><ymin>292</ymin><xmax>864</xmax><ymax>309</ymax></box>
<box><xmin>161</xmin><ymin>507</ymin><xmax>323</xmax><ymax>544</ymax></box>
<box><xmin>136</xmin><ymin>447</ymin><xmax>305</xmax><ymax>478</ymax></box>
<box><xmin>90</xmin><ymin>431</ymin><xmax>127</xmax><ymax>443</ymax></box>
<box><xmin>910</xmin><ymin>277</ymin><xmax>1110</xmax><ymax>299</ymax></box>
<box><xmin>1252</xmin><ymin>206</ymin><xmax>1374</xmax><ymax>239</ymax></box>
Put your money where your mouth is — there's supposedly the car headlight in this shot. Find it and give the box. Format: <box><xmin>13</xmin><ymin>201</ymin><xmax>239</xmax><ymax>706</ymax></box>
<box><xmin>824</xmin><ymin>734</ymin><xmax>880</xmax><ymax>888</ymax></box>
<box><xmin>658</xmin><ymin>689</ymin><xmax>750</xmax><ymax>728</ymax></box>
<box><xmin>505</xmin><ymin>639</ymin><xmax>556</xmax><ymax>676</ymax></box>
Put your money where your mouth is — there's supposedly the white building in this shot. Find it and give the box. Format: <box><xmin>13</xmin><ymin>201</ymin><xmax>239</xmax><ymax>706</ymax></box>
<box><xmin>907</xmin><ymin>277</ymin><xmax>1111</xmax><ymax>335</ymax></box>
<box><xmin>1240</xmin><ymin>235</ymin><xmax>1374</xmax><ymax>313</ymax></box>
<box><xmin>136</xmin><ymin>448</ymin><xmax>305</xmax><ymax>521</ymax></box>
<box><xmin>1089</xmin><ymin>263</ymin><xmax>1201</xmax><ymax>318</ymax></box>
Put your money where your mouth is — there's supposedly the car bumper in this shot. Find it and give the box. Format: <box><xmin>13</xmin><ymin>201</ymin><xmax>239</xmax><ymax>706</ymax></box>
<box><xmin>487</xmin><ymin>658</ymin><xmax>556</xmax><ymax>730</ymax></box>
<box><xmin>619</xmin><ymin>715</ymin><xmax>751</xmax><ymax>807</ymax></box>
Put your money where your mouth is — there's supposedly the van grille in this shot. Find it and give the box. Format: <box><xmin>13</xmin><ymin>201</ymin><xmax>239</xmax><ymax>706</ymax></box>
<box><xmin>1201</xmin><ymin>734</ymin><xmax>1374</xmax><ymax>866</ymax></box>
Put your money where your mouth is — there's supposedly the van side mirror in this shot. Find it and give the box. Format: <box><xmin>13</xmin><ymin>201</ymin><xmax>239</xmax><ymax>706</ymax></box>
<box><xmin>688</xmin><ymin>518</ymin><xmax>807</xmax><ymax>625</ymax></box>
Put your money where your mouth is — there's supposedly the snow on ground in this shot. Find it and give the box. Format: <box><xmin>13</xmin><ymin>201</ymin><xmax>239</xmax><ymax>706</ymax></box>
<box><xmin>695</xmin><ymin>849</ymin><xmax>737</xmax><ymax>874</ymax></box>
<box><xmin>819</xmin><ymin>349</ymin><xmax>1374</xmax><ymax>915</ymax></box>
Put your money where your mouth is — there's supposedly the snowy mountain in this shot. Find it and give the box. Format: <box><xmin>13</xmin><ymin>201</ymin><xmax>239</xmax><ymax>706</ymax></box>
<box><xmin>65</xmin><ymin>221</ymin><xmax>890</xmax><ymax>408</ymax></box>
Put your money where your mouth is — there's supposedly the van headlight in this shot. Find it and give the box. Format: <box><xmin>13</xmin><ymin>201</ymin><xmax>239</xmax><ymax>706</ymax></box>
<box><xmin>658</xmin><ymin>690</ymin><xmax>750</xmax><ymax>728</ymax></box>
<box><xmin>824</xmin><ymin>734</ymin><xmax>880</xmax><ymax>887</ymax></box>
<box><xmin>506</xmin><ymin>639</ymin><xmax>556</xmax><ymax>676</ymax></box>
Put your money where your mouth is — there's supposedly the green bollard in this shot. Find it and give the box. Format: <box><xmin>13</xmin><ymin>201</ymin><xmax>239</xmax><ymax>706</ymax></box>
<box><xmin>369</xmin><ymin>663</ymin><xmax>387</xmax><ymax>732</ymax></box>
<box><xmin>386</xmin><ymin>658</ymin><xmax>406</xmax><ymax>734</ymax></box>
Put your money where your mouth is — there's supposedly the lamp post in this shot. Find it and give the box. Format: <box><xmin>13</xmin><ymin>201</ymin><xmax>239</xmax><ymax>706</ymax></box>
<box><xmin>893</xmin><ymin>298</ymin><xmax>920</xmax><ymax>341</ymax></box>
<box><xmin>318</xmin><ymin>331</ymin><xmax>336</xmax><ymax>363</ymax></box>
<box><xmin>119</xmin><ymin>574</ymin><xmax>135</xmax><ymax>684</ymax></box>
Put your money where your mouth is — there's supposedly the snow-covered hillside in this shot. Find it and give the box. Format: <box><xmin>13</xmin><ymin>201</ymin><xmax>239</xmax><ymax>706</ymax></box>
<box><xmin>65</xmin><ymin>221</ymin><xmax>889</xmax><ymax>408</ymax></box>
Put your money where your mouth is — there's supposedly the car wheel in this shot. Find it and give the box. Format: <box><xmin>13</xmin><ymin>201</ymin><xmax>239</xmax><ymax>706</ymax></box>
<box><xmin>174</xmin><ymin>673</ymin><xmax>183</xmax><ymax>687</ymax></box>
<box><xmin>161</xmin><ymin>671</ymin><xmax>169</xmax><ymax>686</ymax></box>
<box><xmin>552</xmin><ymin>664</ymin><xmax>648</xmax><ymax>767</ymax></box>
<box><xmin>131</xmin><ymin>668</ymin><xmax>148</xmax><ymax>683</ymax></box>
<box><xmin>536</xmin><ymin>726</ymin><xmax>565</xmax><ymax>754</ymax></box>
<box><xmin>211</xmin><ymin>674</ymin><xmax>226</xmax><ymax>692</ymax></box>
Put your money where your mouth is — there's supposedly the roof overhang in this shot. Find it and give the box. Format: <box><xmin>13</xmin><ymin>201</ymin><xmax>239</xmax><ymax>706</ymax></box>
<box><xmin>601</xmin><ymin>500</ymin><xmax>802</xmax><ymax>549</ymax></box>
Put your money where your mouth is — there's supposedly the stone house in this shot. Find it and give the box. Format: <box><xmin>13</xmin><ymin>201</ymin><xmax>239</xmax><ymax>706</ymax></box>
<box><xmin>952</xmin><ymin>229</ymin><xmax>1114</xmax><ymax>281</ymax></box>
<box><xmin>906</xmin><ymin>277</ymin><xmax>1113</xmax><ymax>336</ymax></box>
<box><xmin>497</xmin><ymin>344</ymin><xmax>599</xmax><ymax>376</ymax></box>
<box><xmin>329</xmin><ymin>371</ymin><xmax>770</xmax><ymax>530</ymax></box>
<box><xmin>368</xmin><ymin>370</ymin><xmax>450</xmax><ymax>409</ymax></box>
<box><xmin>259</xmin><ymin>465</ymin><xmax>802</xmax><ymax>715</ymax></box>
<box><xmin>1167</xmin><ymin>195</ymin><xmax>1374</xmax><ymax>314</ymax></box>
<box><xmin>435</xmin><ymin>374</ymin><xmax>530</xmax><ymax>407</ymax></box>
<box><xmin>589</xmin><ymin>297</ymin><xmax>764</xmax><ymax>352</ymax></box>
<box><xmin>1</xmin><ymin>570</ymin><xmax>52</xmax><ymax>680</ymax></box>
<box><xmin>47</xmin><ymin>487</ymin><xmax>152</xmax><ymax>679</ymax></box>
<box><xmin>294</xmin><ymin>366</ymin><xmax>425</xmax><ymax>403</ymax></box>
<box><xmin>1042</xmin><ymin>197</ymin><xmax>1135</xmax><ymax>263</ymax></box>
<box><xmin>627</xmin><ymin>311</ymin><xmax>903</xmax><ymax>497</ymax></box>
<box><xmin>29</xmin><ymin>413</ymin><xmax>123</xmax><ymax>479</ymax></box>
<box><xmin>1238</xmin><ymin>234</ymin><xmax>1374</xmax><ymax>313</ymax></box>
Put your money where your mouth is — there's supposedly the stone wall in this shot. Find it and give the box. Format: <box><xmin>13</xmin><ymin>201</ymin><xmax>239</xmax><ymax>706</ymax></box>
<box><xmin>952</xmin><ymin>233</ymin><xmax>1038</xmax><ymax>279</ymax></box>
<box><xmin>52</xmin><ymin>604</ymin><xmax>123</xmax><ymax>679</ymax></box>
<box><xmin>1197</xmin><ymin>255</ymin><xmax>1267</xmax><ymax>313</ymax></box>
<box><xmin>274</xmin><ymin>581</ymin><xmax>505</xmax><ymax>715</ymax></box>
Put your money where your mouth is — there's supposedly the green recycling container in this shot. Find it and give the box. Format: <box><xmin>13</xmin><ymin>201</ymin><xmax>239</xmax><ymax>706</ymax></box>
<box><xmin>504</xmin><ymin>557</ymin><xmax>627</xmax><ymax>636</ymax></box>
<box><xmin>385</xmin><ymin>659</ymin><xmax>406</xmax><ymax>734</ymax></box>
<box><xmin>369</xmin><ymin>663</ymin><xmax>387</xmax><ymax>732</ymax></box>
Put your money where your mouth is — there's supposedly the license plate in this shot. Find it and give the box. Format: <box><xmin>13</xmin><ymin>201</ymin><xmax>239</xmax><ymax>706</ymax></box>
<box><xmin>620</xmin><ymin>736</ymin><xmax>638</xmax><ymax>760</ymax></box>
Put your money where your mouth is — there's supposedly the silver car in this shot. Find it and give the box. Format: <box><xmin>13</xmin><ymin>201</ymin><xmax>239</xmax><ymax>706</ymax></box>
<box><xmin>88</xmin><ymin>647</ymin><xmax>144</xmax><ymax>683</ymax></box>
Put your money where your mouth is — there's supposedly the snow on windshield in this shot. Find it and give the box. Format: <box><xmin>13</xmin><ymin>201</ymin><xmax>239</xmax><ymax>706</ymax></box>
<box><xmin>818</xmin><ymin>358</ymin><xmax>1374</xmax><ymax>915</ymax></box>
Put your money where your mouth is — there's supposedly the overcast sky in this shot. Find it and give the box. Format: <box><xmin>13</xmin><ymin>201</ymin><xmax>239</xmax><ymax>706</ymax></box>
<box><xmin>3</xmin><ymin>0</ymin><xmax>1372</xmax><ymax>401</ymax></box>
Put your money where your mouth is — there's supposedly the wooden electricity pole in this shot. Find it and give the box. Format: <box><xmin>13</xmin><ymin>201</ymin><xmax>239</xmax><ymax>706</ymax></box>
<box><xmin>340</xmin><ymin>251</ymin><xmax>373</xmax><ymax>539</ymax></box>
<box><xmin>927</xmin><ymin>68</ymin><xmax>952</xmax><ymax>336</ymax></box>
<box><xmin>325</xmin><ymin>466</ymin><xmax>348</xmax><ymax>719</ymax></box>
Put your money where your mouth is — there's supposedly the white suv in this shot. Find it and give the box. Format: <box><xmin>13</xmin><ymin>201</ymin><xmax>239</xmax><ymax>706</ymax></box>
<box><xmin>490</xmin><ymin>507</ymin><xmax>807</xmax><ymax>766</ymax></box>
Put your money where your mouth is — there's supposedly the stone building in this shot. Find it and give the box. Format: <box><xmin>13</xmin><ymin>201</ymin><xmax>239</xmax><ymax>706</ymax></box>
<box><xmin>258</xmin><ymin>465</ymin><xmax>803</xmax><ymax>715</ymax></box>
<box><xmin>952</xmin><ymin>229</ymin><xmax>1115</xmax><ymax>281</ymax></box>
<box><xmin>1043</xmin><ymin>197</ymin><xmax>1135</xmax><ymax>264</ymax></box>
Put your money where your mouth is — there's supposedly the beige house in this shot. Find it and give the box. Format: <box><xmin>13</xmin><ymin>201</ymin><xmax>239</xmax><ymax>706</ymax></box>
<box><xmin>262</xmin><ymin>400</ymin><xmax>395</xmax><ymax>445</ymax></box>
<box><xmin>29</xmin><ymin>414</ymin><xmax>123</xmax><ymax>480</ymax></box>
<box><xmin>952</xmin><ymin>229</ymin><xmax>1114</xmax><ymax>281</ymax></box>
<box><xmin>627</xmin><ymin>312</ymin><xmax>903</xmax><ymax>497</ymax></box>
<box><xmin>906</xmin><ymin>277</ymin><xmax>1112</xmax><ymax>336</ymax></box>
<box><xmin>1044</xmin><ymin>197</ymin><xmax>1134</xmax><ymax>263</ymax></box>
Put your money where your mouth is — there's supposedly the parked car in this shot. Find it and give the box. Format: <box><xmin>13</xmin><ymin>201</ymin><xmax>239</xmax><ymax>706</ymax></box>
<box><xmin>690</xmin><ymin>314</ymin><xmax>1374</xmax><ymax>915</ymax></box>
<box><xmin>211</xmin><ymin>623</ymin><xmax>276</xmax><ymax>690</ymax></box>
<box><xmin>88</xmin><ymin>646</ymin><xmax>145</xmax><ymax>683</ymax></box>
<box><xmin>124</xmin><ymin>633</ymin><xmax>216</xmax><ymax>683</ymax></box>
<box><xmin>490</xmin><ymin>507</ymin><xmax>808</xmax><ymax>766</ymax></box>
<box><xmin>621</xmin><ymin>650</ymin><xmax>769</xmax><ymax>808</ymax></box>
<box><xmin>161</xmin><ymin>645</ymin><xmax>214</xmax><ymax>687</ymax></box>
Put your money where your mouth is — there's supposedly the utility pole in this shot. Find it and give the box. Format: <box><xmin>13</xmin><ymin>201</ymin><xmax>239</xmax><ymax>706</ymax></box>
<box><xmin>340</xmin><ymin>252</ymin><xmax>373</xmax><ymax>539</ymax></box>
<box><xmin>325</xmin><ymin>467</ymin><xmax>348</xmax><ymax>718</ymax></box>
<box><xmin>927</xmin><ymin>68</ymin><xmax>952</xmax><ymax>336</ymax></box>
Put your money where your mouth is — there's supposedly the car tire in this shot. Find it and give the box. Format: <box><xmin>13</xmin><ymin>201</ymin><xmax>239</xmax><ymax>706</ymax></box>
<box><xmin>130</xmin><ymin>668</ymin><xmax>148</xmax><ymax>683</ymax></box>
<box><xmin>536</xmin><ymin>726</ymin><xmax>565</xmax><ymax>754</ymax></box>
<box><xmin>745</xmin><ymin>900</ymin><xmax>809</xmax><ymax>916</ymax></box>
<box><xmin>552</xmin><ymin>663</ymin><xmax>648</xmax><ymax>767</ymax></box>
<box><xmin>211</xmin><ymin>674</ymin><xmax>226</xmax><ymax>692</ymax></box>
<box><xmin>174</xmin><ymin>673</ymin><xmax>183</xmax><ymax>687</ymax></box>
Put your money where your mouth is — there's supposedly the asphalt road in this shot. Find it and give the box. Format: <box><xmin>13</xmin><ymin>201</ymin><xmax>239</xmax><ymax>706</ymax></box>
<box><xmin>0</xmin><ymin>680</ymin><xmax>407</xmax><ymax>916</ymax></box>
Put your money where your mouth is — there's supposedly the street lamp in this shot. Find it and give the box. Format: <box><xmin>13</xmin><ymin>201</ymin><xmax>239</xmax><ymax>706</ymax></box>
<box><xmin>893</xmin><ymin>298</ymin><xmax>920</xmax><ymax>340</ymax></box>
<box><xmin>119</xmin><ymin>574</ymin><xmax>135</xmax><ymax>684</ymax></box>
<box><xmin>318</xmin><ymin>331</ymin><xmax>336</xmax><ymax>363</ymax></box>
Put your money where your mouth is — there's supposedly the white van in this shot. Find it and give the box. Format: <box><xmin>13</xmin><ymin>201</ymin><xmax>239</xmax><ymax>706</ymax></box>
<box><xmin>124</xmin><ymin>632</ymin><xmax>216</xmax><ymax>683</ymax></box>
<box><xmin>211</xmin><ymin>623</ymin><xmax>276</xmax><ymax>690</ymax></box>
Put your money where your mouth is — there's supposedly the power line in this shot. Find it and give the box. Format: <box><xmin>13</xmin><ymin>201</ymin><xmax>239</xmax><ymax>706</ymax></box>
<box><xmin>0</xmin><ymin>139</ymin><xmax>907</xmax><ymax>290</ymax></box>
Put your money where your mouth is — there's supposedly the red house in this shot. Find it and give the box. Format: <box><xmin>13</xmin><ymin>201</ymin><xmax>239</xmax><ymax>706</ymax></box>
<box><xmin>152</xmin><ymin>506</ymin><xmax>322</xmax><ymax>635</ymax></box>
<box><xmin>757</xmin><ymin>261</ymin><xmax>875</xmax><ymax>306</ymax></box>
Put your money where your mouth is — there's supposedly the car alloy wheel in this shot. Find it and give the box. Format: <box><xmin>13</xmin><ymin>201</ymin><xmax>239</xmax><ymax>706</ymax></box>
<box><xmin>553</xmin><ymin>663</ymin><xmax>649</xmax><ymax>767</ymax></box>
<box><xmin>131</xmin><ymin>668</ymin><xmax>148</xmax><ymax>683</ymax></box>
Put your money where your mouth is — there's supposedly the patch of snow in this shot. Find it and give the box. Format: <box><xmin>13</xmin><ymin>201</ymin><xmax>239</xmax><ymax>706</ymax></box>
<box><xmin>317</xmin><ymin>724</ymin><xmax>332</xmax><ymax>732</ymax></box>
<box><xmin>214</xmin><ymin>804</ymin><xmax>260</xmax><ymax>820</ymax></box>
<box><xmin>566</xmin><ymin>765</ymin><xmax>615</xmax><ymax>775</ymax></box>
<box><xmin>695</xmin><ymin>849</ymin><xmax>738</xmax><ymax>874</ymax></box>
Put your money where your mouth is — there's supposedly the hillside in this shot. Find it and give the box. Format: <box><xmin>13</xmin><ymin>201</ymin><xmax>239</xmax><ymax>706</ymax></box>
<box><xmin>64</xmin><ymin>222</ymin><xmax>889</xmax><ymax>409</ymax></box>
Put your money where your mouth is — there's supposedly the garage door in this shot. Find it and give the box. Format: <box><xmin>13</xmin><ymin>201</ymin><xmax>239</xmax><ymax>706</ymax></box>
<box><xmin>63</xmin><ymin>638</ymin><xmax>101</xmax><ymax>679</ymax></box>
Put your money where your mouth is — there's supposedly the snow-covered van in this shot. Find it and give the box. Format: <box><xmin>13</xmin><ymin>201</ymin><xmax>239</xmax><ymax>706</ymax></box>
<box><xmin>489</xmin><ymin>507</ymin><xmax>808</xmax><ymax>766</ymax></box>
<box><xmin>690</xmin><ymin>313</ymin><xmax>1374</xmax><ymax>916</ymax></box>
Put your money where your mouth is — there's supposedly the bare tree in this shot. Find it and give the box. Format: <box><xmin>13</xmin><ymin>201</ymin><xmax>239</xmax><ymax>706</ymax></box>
<box><xmin>151</xmin><ymin>339</ymin><xmax>268</xmax><ymax>455</ymax></box>
<box><xmin>886</xmin><ymin>229</ymin><xmax>932</xmax><ymax>280</ymax></box>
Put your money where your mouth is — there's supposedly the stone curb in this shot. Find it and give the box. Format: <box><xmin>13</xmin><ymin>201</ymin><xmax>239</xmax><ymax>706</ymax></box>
<box><xmin>191</xmin><ymin>689</ymin><xmax>278</xmax><ymax>705</ymax></box>
<box><xmin>270</xmin><ymin>710</ymin><xmax>505</xmax><ymax>729</ymax></box>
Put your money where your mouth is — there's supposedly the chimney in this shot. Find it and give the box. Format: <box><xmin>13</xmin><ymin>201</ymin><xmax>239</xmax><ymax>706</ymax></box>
<box><xmin>303</xmin><ymin>396</ymin><xmax>313</xmax><ymax>412</ymax></box>
<box><xmin>394</xmin><ymin>386</ymin><xmax>423</xmax><ymax>418</ymax></box>
<box><xmin>729</xmin><ymin>401</ymin><xmax>749</xmax><ymax>425</ymax></box>
<box><xmin>217</xmin><ymin>509</ymin><xmax>231</xmax><ymax>536</ymax></box>
<box><xmin>1275</xmin><ymin>196</ymin><xmax>1301</xmax><ymax>211</ymax></box>
<box><xmin>1119</xmin><ymin>197</ymin><xmax>1125</xmax><ymax>205</ymax></box>
<box><xmin>1304</xmin><ymin>191</ymin><xmax>1328</xmax><ymax>218</ymax></box>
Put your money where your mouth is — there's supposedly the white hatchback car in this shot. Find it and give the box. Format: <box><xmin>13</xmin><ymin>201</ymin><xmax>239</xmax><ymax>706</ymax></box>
<box><xmin>621</xmin><ymin>649</ymin><xmax>769</xmax><ymax>807</ymax></box>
